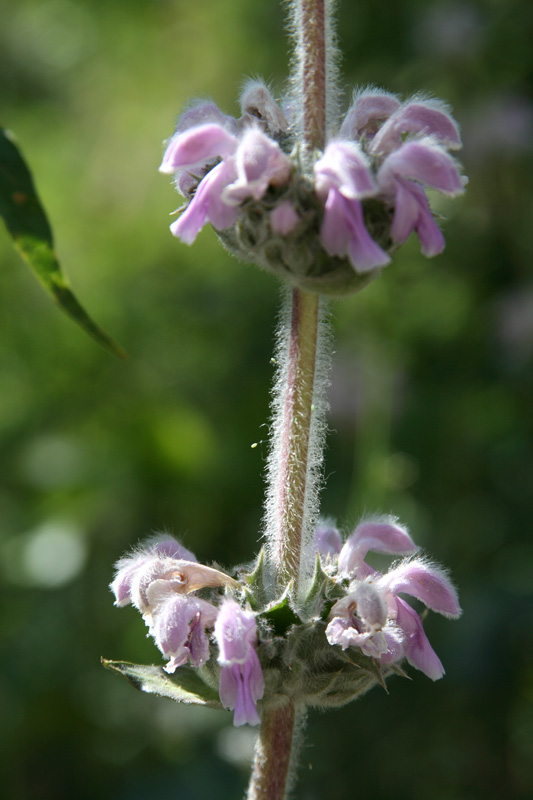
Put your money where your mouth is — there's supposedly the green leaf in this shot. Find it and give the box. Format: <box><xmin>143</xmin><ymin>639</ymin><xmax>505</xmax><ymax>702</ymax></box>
<box><xmin>101</xmin><ymin>658</ymin><xmax>223</xmax><ymax>709</ymax></box>
<box><xmin>258</xmin><ymin>583</ymin><xmax>302</xmax><ymax>636</ymax></box>
<box><xmin>0</xmin><ymin>128</ymin><xmax>125</xmax><ymax>358</ymax></box>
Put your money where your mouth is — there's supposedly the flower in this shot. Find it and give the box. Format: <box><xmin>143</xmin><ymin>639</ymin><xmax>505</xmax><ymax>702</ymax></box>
<box><xmin>314</xmin><ymin>140</ymin><xmax>391</xmax><ymax>272</ymax></box>
<box><xmin>110</xmin><ymin>535</ymin><xmax>237</xmax><ymax>672</ymax></box>
<box><xmin>325</xmin><ymin>519</ymin><xmax>461</xmax><ymax>680</ymax></box>
<box><xmin>214</xmin><ymin>599</ymin><xmax>264</xmax><ymax>726</ymax></box>
<box><xmin>159</xmin><ymin>83</ymin><xmax>466</xmax><ymax>294</ymax></box>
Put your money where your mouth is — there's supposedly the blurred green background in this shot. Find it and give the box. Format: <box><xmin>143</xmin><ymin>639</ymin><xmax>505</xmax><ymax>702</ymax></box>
<box><xmin>1</xmin><ymin>0</ymin><xmax>532</xmax><ymax>798</ymax></box>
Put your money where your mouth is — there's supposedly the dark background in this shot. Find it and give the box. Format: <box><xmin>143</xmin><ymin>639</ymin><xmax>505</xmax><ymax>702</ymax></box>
<box><xmin>1</xmin><ymin>0</ymin><xmax>532</xmax><ymax>798</ymax></box>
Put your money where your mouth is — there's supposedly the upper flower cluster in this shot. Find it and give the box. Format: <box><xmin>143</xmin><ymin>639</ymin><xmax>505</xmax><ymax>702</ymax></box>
<box><xmin>160</xmin><ymin>81</ymin><xmax>466</xmax><ymax>295</ymax></box>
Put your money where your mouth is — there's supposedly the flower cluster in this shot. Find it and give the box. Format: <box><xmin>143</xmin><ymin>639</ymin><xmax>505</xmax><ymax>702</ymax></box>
<box><xmin>316</xmin><ymin>518</ymin><xmax>462</xmax><ymax>680</ymax></box>
<box><xmin>110</xmin><ymin>519</ymin><xmax>460</xmax><ymax>726</ymax></box>
<box><xmin>111</xmin><ymin>535</ymin><xmax>264</xmax><ymax>725</ymax></box>
<box><xmin>160</xmin><ymin>81</ymin><xmax>466</xmax><ymax>294</ymax></box>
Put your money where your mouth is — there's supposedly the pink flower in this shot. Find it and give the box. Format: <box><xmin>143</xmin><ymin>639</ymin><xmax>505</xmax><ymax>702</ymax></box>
<box><xmin>214</xmin><ymin>599</ymin><xmax>264</xmax><ymax>726</ymax></box>
<box><xmin>160</xmin><ymin>112</ymin><xmax>291</xmax><ymax>245</ymax></box>
<box><xmin>326</xmin><ymin>520</ymin><xmax>461</xmax><ymax>680</ymax></box>
<box><xmin>314</xmin><ymin>141</ymin><xmax>390</xmax><ymax>272</ymax></box>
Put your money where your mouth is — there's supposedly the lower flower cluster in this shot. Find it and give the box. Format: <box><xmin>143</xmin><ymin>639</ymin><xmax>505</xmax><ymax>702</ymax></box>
<box><xmin>159</xmin><ymin>81</ymin><xmax>466</xmax><ymax>295</ymax></box>
<box><xmin>110</xmin><ymin>518</ymin><xmax>460</xmax><ymax>726</ymax></box>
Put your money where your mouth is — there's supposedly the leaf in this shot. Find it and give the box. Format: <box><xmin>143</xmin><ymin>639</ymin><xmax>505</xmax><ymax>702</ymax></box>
<box><xmin>0</xmin><ymin>128</ymin><xmax>126</xmax><ymax>358</ymax></box>
<box><xmin>101</xmin><ymin>658</ymin><xmax>223</xmax><ymax>709</ymax></box>
<box><xmin>258</xmin><ymin>583</ymin><xmax>302</xmax><ymax>636</ymax></box>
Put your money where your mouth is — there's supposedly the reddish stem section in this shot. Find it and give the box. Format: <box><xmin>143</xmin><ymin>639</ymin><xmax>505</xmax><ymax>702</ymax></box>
<box><xmin>300</xmin><ymin>0</ymin><xmax>326</xmax><ymax>149</ymax></box>
<box><xmin>274</xmin><ymin>288</ymin><xmax>319</xmax><ymax>591</ymax></box>
<box><xmin>248</xmin><ymin>703</ymin><xmax>298</xmax><ymax>800</ymax></box>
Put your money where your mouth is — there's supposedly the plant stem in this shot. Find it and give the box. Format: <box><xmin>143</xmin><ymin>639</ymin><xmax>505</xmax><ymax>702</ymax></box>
<box><xmin>299</xmin><ymin>0</ymin><xmax>326</xmax><ymax>149</ymax></box>
<box><xmin>265</xmin><ymin>287</ymin><xmax>322</xmax><ymax>595</ymax></box>
<box><xmin>247</xmin><ymin>702</ymin><xmax>304</xmax><ymax>800</ymax></box>
<box><xmin>252</xmin><ymin>3</ymin><xmax>330</xmax><ymax>798</ymax></box>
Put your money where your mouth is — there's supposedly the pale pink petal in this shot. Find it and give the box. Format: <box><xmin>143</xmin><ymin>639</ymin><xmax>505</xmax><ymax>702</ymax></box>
<box><xmin>395</xmin><ymin>597</ymin><xmax>445</xmax><ymax>680</ymax></box>
<box><xmin>170</xmin><ymin>160</ymin><xmax>237</xmax><ymax>244</ymax></box>
<box><xmin>223</xmin><ymin>128</ymin><xmax>291</xmax><ymax>204</ymax></box>
<box><xmin>379</xmin><ymin>140</ymin><xmax>464</xmax><ymax>195</ymax></box>
<box><xmin>240</xmin><ymin>79</ymin><xmax>289</xmax><ymax>135</ymax></box>
<box><xmin>270</xmin><ymin>201</ymin><xmax>300</xmax><ymax>235</ymax></box>
<box><xmin>379</xmin><ymin>559</ymin><xmax>461</xmax><ymax>618</ymax></box>
<box><xmin>340</xmin><ymin>91</ymin><xmax>401</xmax><ymax>140</ymax></box>
<box><xmin>314</xmin><ymin>523</ymin><xmax>342</xmax><ymax>557</ymax></box>
<box><xmin>159</xmin><ymin>123</ymin><xmax>238</xmax><ymax>174</ymax></box>
<box><xmin>371</xmin><ymin>101</ymin><xmax>462</xmax><ymax>154</ymax></box>
<box><xmin>319</xmin><ymin>188</ymin><xmax>351</xmax><ymax>257</ymax></box>
<box><xmin>314</xmin><ymin>140</ymin><xmax>376</xmax><ymax>199</ymax></box>
<box><xmin>389</xmin><ymin>179</ymin><xmax>445</xmax><ymax>256</ymax></box>
<box><xmin>338</xmin><ymin>518</ymin><xmax>417</xmax><ymax>578</ymax></box>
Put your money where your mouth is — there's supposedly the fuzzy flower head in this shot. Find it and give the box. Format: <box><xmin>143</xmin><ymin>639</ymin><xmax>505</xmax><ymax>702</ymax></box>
<box><xmin>110</xmin><ymin>536</ymin><xmax>237</xmax><ymax>672</ymax></box>
<box><xmin>316</xmin><ymin>517</ymin><xmax>462</xmax><ymax>680</ymax></box>
<box><xmin>160</xmin><ymin>81</ymin><xmax>466</xmax><ymax>296</ymax></box>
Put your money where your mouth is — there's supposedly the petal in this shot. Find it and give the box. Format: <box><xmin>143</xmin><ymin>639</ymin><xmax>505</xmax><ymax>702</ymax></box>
<box><xmin>371</xmin><ymin>101</ymin><xmax>462</xmax><ymax>155</ymax></box>
<box><xmin>153</xmin><ymin>595</ymin><xmax>194</xmax><ymax>666</ymax></box>
<box><xmin>110</xmin><ymin>552</ymin><xmax>152</xmax><ymax>607</ymax></box>
<box><xmin>314</xmin><ymin>523</ymin><xmax>342</xmax><ymax>557</ymax></box>
<box><xmin>319</xmin><ymin>188</ymin><xmax>351</xmax><ymax>257</ymax></box>
<box><xmin>314</xmin><ymin>140</ymin><xmax>376</xmax><ymax>199</ymax></box>
<box><xmin>319</xmin><ymin>191</ymin><xmax>390</xmax><ymax>272</ymax></box>
<box><xmin>338</xmin><ymin>518</ymin><xmax>418</xmax><ymax>578</ymax></box>
<box><xmin>159</xmin><ymin>123</ymin><xmax>238</xmax><ymax>174</ymax></box>
<box><xmin>340</xmin><ymin>91</ymin><xmax>401</xmax><ymax>140</ymax></box>
<box><xmin>170</xmin><ymin>160</ymin><xmax>237</xmax><ymax>244</ymax></box>
<box><xmin>378</xmin><ymin>140</ymin><xmax>464</xmax><ymax>195</ymax></box>
<box><xmin>379</xmin><ymin>559</ymin><xmax>461</xmax><ymax>618</ymax></box>
<box><xmin>223</xmin><ymin>128</ymin><xmax>291</xmax><ymax>204</ymax></box>
<box><xmin>395</xmin><ymin>597</ymin><xmax>445</xmax><ymax>680</ymax></box>
<box><xmin>175</xmin><ymin>101</ymin><xmax>239</xmax><ymax>137</ymax></box>
<box><xmin>343</xmin><ymin>197</ymin><xmax>391</xmax><ymax>272</ymax></box>
<box><xmin>240</xmin><ymin>79</ymin><xmax>288</xmax><ymax>135</ymax></box>
<box><xmin>390</xmin><ymin>180</ymin><xmax>445</xmax><ymax>256</ymax></box>
<box><xmin>270</xmin><ymin>200</ymin><xmax>300</xmax><ymax>235</ymax></box>
<box><xmin>214</xmin><ymin>599</ymin><xmax>257</xmax><ymax>665</ymax></box>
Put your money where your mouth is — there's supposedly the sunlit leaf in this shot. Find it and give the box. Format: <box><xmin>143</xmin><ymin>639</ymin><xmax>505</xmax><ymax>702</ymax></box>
<box><xmin>101</xmin><ymin>658</ymin><xmax>223</xmax><ymax>709</ymax></box>
<box><xmin>0</xmin><ymin>128</ymin><xmax>126</xmax><ymax>358</ymax></box>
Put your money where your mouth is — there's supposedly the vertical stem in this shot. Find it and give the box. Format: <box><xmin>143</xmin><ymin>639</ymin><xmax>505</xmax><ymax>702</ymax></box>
<box><xmin>248</xmin><ymin>703</ymin><xmax>304</xmax><ymax>800</ymax></box>
<box><xmin>266</xmin><ymin>287</ymin><xmax>322</xmax><ymax>594</ymax></box>
<box><xmin>251</xmin><ymin>3</ymin><xmax>331</xmax><ymax>799</ymax></box>
<box><xmin>299</xmin><ymin>0</ymin><xmax>326</xmax><ymax>148</ymax></box>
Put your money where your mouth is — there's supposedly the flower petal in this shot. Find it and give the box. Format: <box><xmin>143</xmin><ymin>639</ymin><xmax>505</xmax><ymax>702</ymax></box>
<box><xmin>395</xmin><ymin>597</ymin><xmax>445</xmax><ymax>680</ymax></box>
<box><xmin>338</xmin><ymin>518</ymin><xmax>417</xmax><ymax>578</ymax></box>
<box><xmin>270</xmin><ymin>200</ymin><xmax>300</xmax><ymax>235</ymax></box>
<box><xmin>340</xmin><ymin>91</ymin><xmax>401</xmax><ymax>140</ymax></box>
<box><xmin>379</xmin><ymin>559</ymin><xmax>462</xmax><ymax>618</ymax></box>
<box><xmin>378</xmin><ymin>140</ymin><xmax>464</xmax><ymax>195</ymax></box>
<box><xmin>371</xmin><ymin>101</ymin><xmax>462</xmax><ymax>155</ymax></box>
<box><xmin>159</xmin><ymin>123</ymin><xmax>238</xmax><ymax>174</ymax></box>
<box><xmin>315</xmin><ymin>140</ymin><xmax>376</xmax><ymax>199</ymax></box>
<box><xmin>314</xmin><ymin>523</ymin><xmax>343</xmax><ymax>557</ymax></box>
<box><xmin>390</xmin><ymin>179</ymin><xmax>445</xmax><ymax>256</ymax></box>
<box><xmin>170</xmin><ymin>160</ymin><xmax>238</xmax><ymax>244</ymax></box>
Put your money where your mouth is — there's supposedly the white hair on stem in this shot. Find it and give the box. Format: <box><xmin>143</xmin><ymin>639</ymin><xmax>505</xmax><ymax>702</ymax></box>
<box><xmin>285</xmin><ymin>0</ymin><xmax>341</xmax><ymax>148</ymax></box>
<box><xmin>262</xmin><ymin>287</ymin><xmax>331</xmax><ymax>604</ymax></box>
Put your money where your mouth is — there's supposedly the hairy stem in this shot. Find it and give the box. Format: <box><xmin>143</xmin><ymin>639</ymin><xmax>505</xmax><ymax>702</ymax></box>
<box><xmin>299</xmin><ymin>0</ymin><xmax>326</xmax><ymax>148</ymax></box>
<box><xmin>247</xmin><ymin>702</ymin><xmax>305</xmax><ymax>800</ymax></box>
<box><xmin>265</xmin><ymin>288</ymin><xmax>325</xmax><ymax>595</ymax></box>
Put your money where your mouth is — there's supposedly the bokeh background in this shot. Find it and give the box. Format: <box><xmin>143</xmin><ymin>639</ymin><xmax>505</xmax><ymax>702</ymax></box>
<box><xmin>1</xmin><ymin>0</ymin><xmax>532</xmax><ymax>798</ymax></box>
